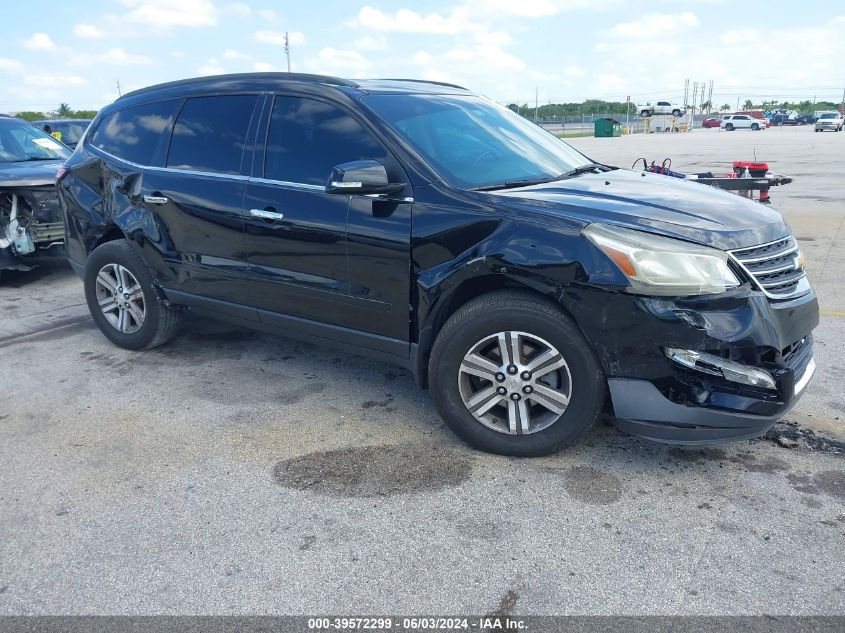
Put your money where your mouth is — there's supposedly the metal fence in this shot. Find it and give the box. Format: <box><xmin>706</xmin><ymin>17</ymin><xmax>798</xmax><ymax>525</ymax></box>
<box><xmin>537</xmin><ymin>113</ymin><xmax>712</xmax><ymax>135</ymax></box>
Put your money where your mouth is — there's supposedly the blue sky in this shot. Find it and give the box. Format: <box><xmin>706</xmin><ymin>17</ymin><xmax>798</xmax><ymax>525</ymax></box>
<box><xmin>1</xmin><ymin>0</ymin><xmax>843</xmax><ymax>113</ymax></box>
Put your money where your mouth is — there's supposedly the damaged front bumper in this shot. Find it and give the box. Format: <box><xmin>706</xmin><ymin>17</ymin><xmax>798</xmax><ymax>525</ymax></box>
<box><xmin>575</xmin><ymin>286</ymin><xmax>819</xmax><ymax>444</ymax></box>
<box><xmin>1</xmin><ymin>186</ymin><xmax>65</xmax><ymax>271</ymax></box>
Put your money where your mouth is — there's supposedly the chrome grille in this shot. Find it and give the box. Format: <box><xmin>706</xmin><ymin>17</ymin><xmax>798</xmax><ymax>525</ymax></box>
<box><xmin>728</xmin><ymin>236</ymin><xmax>810</xmax><ymax>299</ymax></box>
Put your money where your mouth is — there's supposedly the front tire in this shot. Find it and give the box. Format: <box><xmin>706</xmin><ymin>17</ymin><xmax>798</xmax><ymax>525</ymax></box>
<box><xmin>428</xmin><ymin>291</ymin><xmax>605</xmax><ymax>456</ymax></box>
<box><xmin>640</xmin><ymin>110</ymin><xmax>650</xmax><ymax>118</ymax></box>
<box><xmin>84</xmin><ymin>239</ymin><xmax>182</xmax><ymax>350</ymax></box>
<box><xmin>672</xmin><ymin>109</ymin><xmax>681</xmax><ymax>117</ymax></box>
<box><xmin>725</xmin><ymin>123</ymin><xmax>734</xmax><ymax>131</ymax></box>
<box><xmin>751</xmin><ymin>123</ymin><xmax>760</xmax><ymax>131</ymax></box>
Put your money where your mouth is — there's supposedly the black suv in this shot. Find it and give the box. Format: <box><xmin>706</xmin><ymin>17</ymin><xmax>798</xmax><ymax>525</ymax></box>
<box><xmin>58</xmin><ymin>73</ymin><xmax>818</xmax><ymax>456</ymax></box>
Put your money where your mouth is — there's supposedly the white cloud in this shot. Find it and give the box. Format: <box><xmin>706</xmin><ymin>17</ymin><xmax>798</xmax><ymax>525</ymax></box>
<box><xmin>23</xmin><ymin>33</ymin><xmax>56</xmax><ymax>51</ymax></box>
<box><xmin>610</xmin><ymin>11</ymin><xmax>699</xmax><ymax>38</ymax></box>
<box><xmin>463</xmin><ymin>0</ymin><xmax>560</xmax><ymax>17</ymax></box>
<box><xmin>254</xmin><ymin>30</ymin><xmax>306</xmax><ymax>46</ymax></box>
<box><xmin>305</xmin><ymin>48</ymin><xmax>372</xmax><ymax>76</ymax></box>
<box><xmin>222</xmin><ymin>3</ymin><xmax>251</xmax><ymax>17</ymax></box>
<box><xmin>354</xmin><ymin>35</ymin><xmax>388</xmax><ymax>51</ymax></box>
<box><xmin>0</xmin><ymin>58</ymin><xmax>24</xmax><ymax>72</ymax></box>
<box><xmin>25</xmin><ymin>74</ymin><xmax>86</xmax><ymax>87</ymax></box>
<box><xmin>253</xmin><ymin>61</ymin><xmax>276</xmax><ymax>72</ymax></box>
<box><xmin>198</xmin><ymin>58</ymin><xmax>225</xmax><ymax>75</ymax></box>
<box><xmin>223</xmin><ymin>49</ymin><xmax>251</xmax><ymax>60</ymax></box>
<box><xmin>123</xmin><ymin>0</ymin><xmax>219</xmax><ymax>28</ymax></box>
<box><xmin>412</xmin><ymin>51</ymin><xmax>433</xmax><ymax>64</ymax></box>
<box><xmin>73</xmin><ymin>23</ymin><xmax>104</xmax><ymax>39</ymax></box>
<box><xmin>258</xmin><ymin>9</ymin><xmax>280</xmax><ymax>22</ymax></box>
<box><xmin>100</xmin><ymin>48</ymin><xmax>152</xmax><ymax>65</ymax></box>
<box><xmin>354</xmin><ymin>6</ymin><xmax>479</xmax><ymax>34</ymax></box>
<box><xmin>564</xmin><ymin>65</ymin><xmax>586</xmax><ymax>77</ymax></box>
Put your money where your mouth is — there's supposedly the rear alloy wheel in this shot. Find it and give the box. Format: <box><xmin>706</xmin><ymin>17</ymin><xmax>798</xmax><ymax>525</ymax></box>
<box><xmin>95</xmin><ymin>263</ymin><xmax>146</xmax><ymax>334</ymax></box>
<box><xmin>640</xmin><ymin>110</ymin><xmax>650</xmax><ymax>118</ymax></box>
<box><xmin>84</xmin><ymin>239</ymin><xmax>182</xmax><ymax>350</ymax></box>
<box><xmin>429</xmin><ymin>290</ymin><xmax>604</xmax><ymax>456</ymax></box>
<box><xmin>672</xmin><ymin>109</ymin><xmax>681</xmax><ymax>117</ymax></box>
<box><xmin>725</xmin><ymin>123</ymin><xmax>734</xmax><ymax>131</ymax></box>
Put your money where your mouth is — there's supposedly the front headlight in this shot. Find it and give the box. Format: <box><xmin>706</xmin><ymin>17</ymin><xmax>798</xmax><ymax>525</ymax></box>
<box><xmin>583</xmin><ymin>223</ymin><xmax>740</xmax><ymax>296</ymax></box>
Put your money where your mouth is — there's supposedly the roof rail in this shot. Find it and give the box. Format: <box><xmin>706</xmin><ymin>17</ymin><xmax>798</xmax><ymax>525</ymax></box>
<box><xmin>119</xmin><ymin>72</ymin><xmax>358</xmax><ymax>100</ymax></box>
<box><xmin>373</xmin><ymin>78</ymin><xmax>468</xmax><ymax>90</ymax></box>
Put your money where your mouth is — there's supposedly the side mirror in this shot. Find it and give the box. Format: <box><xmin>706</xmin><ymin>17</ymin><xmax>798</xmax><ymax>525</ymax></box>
<box><xmin>325</xmin><ymin>160</ymin><xmax>405</xmax><ymax>195</ymax></box>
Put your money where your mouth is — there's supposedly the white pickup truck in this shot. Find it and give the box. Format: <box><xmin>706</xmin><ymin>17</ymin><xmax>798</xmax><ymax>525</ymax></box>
<box><xmin>637</xmin><ymin>101</ymin><xmax>684</xmax><ymax>118</ymax></box>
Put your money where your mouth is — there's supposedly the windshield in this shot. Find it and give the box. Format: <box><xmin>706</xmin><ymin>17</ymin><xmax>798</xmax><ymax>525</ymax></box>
<box><xmin>362</xmin><ymin>94</ymin><xmax>591</xmax><ymax>189</ymax></box>
<box><xmin>820</xmin><ymin>113</ymin><xmax>838</xmax><ymax>119</ymax></box>
<box><xmin>42</xmin><ymin>121</ymin><xmax>89</xmax><ymax>146</ymax></box>
<box><xmin>0</xmin><ymin>120</ymin><xmax>71</xmax><ymax>163</ymax></box>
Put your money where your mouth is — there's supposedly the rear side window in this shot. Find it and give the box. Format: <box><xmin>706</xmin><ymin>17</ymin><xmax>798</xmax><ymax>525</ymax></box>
<box><xmin>90</xmin><ymin>99</ymin><xmax>179</xmax><ymax>165</ymax></box>
<box><xmin>264</xmin><ymin>96</ymin><xmax>387</xmax><ymax>185</ymax></box>
<box><xmin>167</xmin><ymin>95</ymin><xmax>258</xmax><ymax>175</ymax></box>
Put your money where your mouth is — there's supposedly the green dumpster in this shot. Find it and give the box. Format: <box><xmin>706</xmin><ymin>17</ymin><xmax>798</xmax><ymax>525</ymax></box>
<box><xmin>594</xmin><ymin>117</ymin><xmax>622</xmax><ymax>137</ymax></box>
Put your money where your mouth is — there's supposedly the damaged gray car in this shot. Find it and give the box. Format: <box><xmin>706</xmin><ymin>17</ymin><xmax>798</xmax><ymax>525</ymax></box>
<box><xmin>1</xmin><ymin>115</ymin><xmax>70</xmax><ymax>278</ymax></box>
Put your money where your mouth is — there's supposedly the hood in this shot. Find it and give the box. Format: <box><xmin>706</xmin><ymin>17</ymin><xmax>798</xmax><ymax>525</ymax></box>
<box><xmin>489</xmin><ymin>169</ymin><xmax>790</xmax><ymax>250</ymax></box>
<box><xmin>0</xmin><ymin>159</ymin><xmax>64</xmax><ymax>188</ymax></box>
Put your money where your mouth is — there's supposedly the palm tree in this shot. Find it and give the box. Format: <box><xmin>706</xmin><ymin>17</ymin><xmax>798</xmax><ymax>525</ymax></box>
<box><xmin>56</xmin><ymin>103</ymin><xmax>73</xmax><ymax>118</ymax></box>
<box><xmin>743</xmin><ymin>99</ymin><xmax>754</xmax><ymax>110</ymax></box>
<box><xmin>720</xmin><ymin>104</ymin><xmax>731</xmax><ymax>112</ymax></box>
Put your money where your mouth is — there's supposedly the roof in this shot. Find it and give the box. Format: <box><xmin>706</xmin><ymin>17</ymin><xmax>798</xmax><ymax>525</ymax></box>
<box><xmin>32</xmin><ymin>118</ymin><xmax>94</xmax><ymax>124</ymax></box>
<box><xmin>118</xmin><ymin>72</ymin><xmax>468</xmax><ymax>101</ymax></box>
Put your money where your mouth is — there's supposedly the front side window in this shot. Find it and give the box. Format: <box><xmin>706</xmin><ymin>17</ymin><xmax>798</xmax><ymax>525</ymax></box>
<box><xmin>264</xmin><ymin>96</ymin><xmax>387</xmax><ymax>185</ymax></box>
<box><xmin>0</xmin><ymin>120</ymin><xmax>70</xmax><ymax>163</ymax></box>
<box><xmin>362</xmin><ymin>94</ymin><xmax>591</xmax><ymax>190</ymax></box>
<box><xmin>167</xmin><ymin>95</ymin><xmax>258</xmax><ymax>175</ymax></box>
<box><xmin>90</xmin><ymin>100</ymin><xmax>179</xmax><ymax>165</ymax></box>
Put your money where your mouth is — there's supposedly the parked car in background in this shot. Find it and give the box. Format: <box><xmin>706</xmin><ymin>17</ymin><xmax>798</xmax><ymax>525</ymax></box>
<box><xmin>734</xmin><ymin>111</ymin><xmax>771</xmax><ymax>127</ymax></box>
<box><xmin>814</xmin><ymin>112</ymin><xmax>844</xmax><ymax>132</ymax></box>
<box><xmin>1</xmin><ymin>115</ymin><xmax>70</xmax><ymax>277</ymax></box>
<box><xmin>57</xmin><ymin>73</ymin><xmax>817</xmax><ymax>456</ymax></box>
<box><xmin>637</xmin><ymin>101</ymin><xmax>683</xmax><ymax>118</ymax></box>
<box><xmin>31</xmin><ymin>119</ymin><xmax>93</xmax><ymax>150</ymax></box>
<box><xmin>702</xmin><ymin>117</ymin><xmax>722</xmax><ymax>128</ymax></box>
<box><xmin>721</xmin><ymin>114</ymin><xmax>764</xmax><ymax>131</ymax></box>
<box><xmin>796</xmin><ymin>114</ymin><xmax>817</xmax><ymax>125</ymax></box>
<box><xmin>770</xmin><ymin>112</ymin><xmax>799</xmax><ymax>126</ymax></box>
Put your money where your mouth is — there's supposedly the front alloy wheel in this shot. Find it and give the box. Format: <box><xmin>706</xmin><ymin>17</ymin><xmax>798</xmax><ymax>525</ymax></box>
<box><xmin>458</xmin><ymin>331</ymin><xmax>571</xmax><ymax>435</ymax></box>
<box><xmin>95</xmin><ymin>263</ymin><xmax>146</xmax><ymax>333</ymax></box>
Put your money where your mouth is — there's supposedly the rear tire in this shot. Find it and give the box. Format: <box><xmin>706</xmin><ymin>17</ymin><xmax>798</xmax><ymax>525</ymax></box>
<box><xmin>725</xmin><ymin>123</ymin><xmax>734</xmax><ymax>131</ymax></box>
<box><xmin>428</xmin><ymin>290</ymin><xmax>605</xmax><ymax>457</ymax></box>
<box><xmin>672</xmin><ymin>109</ymin><xmax>681</xmax><ymax>117</ymax></box>
<box><xmin>84</xmin><ymin>239</ymin><xmax>182</xmax><ymax>350</ymax></box>
<box><xmin>640</xmin><ymin>110</ymin><xmax>650</xmax><ymax>118</ymax></box>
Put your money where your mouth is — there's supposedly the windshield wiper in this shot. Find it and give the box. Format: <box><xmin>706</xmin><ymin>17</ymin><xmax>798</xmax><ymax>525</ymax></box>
<box><xmin>557</xmin><ymin>162</ymin><xmax>612</xmax><ymax>179</ymax></box>
<box><xmin>471</xmin><ymin>163</ymin><xmax>613</xmax><ymax>192</ymax></box>
<box><xmin>471</xmin><ymin>176</ymin><xmax>563</xmax><ymax>192</ymax></box>
<box><xmin>21</xmin><ymin>156</ymin><xmax>61</xmax><ymax>161</ymax></box>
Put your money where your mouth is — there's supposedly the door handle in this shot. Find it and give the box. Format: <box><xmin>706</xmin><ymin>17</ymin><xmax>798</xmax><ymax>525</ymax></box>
<box><xmin>143</xmin><ymin>195</ymin><xmax>168</xmax><ymax>205</ymax></box>
<box><xmin>250</xmin><ymin>208</ymin><xmax>284</xmax><ymax>221</ymax></box>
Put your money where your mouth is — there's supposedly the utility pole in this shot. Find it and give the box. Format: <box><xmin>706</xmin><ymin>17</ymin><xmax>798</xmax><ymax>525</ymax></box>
<box><xmin>683</xmin><ymin>78</ymin><xmax>689</xmax><ymax>110</ymax></box>
<box><xmin>736</xmin><ymin>97</ymin><xmax>740</xmax><ymax>111</ymax></box>
<box><xmin>284</xmin><ymin>32</ymin><xmax>291</xmax><ymax>72</ymax></box>
<box><xmin>116</xmin><ymin>79</ymin><xmax>122</xmax><ymax>97</ymax></box>
<box><xmin>534</xmin><ymin>87</ymin><xmax>539</xmax><ymax>122</ymax></box>
<box><xmin>707</xmin><ymin>80</ymin><xmax>714</xmax><ymax>114</ymax></box>
<box><xmin>841</xmin><ymin>86</ymin><xmax>844</xmax><ymax>114</ymax></box>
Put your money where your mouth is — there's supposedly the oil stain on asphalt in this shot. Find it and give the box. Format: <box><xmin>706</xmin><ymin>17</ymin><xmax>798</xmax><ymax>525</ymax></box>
<box><xmin>272</xmin><ymin>444</ymin><xmax>472</xmax><ymax>497</ymax></box>
<box><xmin>558</xmin><ymin>465</ymin><xmax>623</xmax><ymax>505</ymax></box>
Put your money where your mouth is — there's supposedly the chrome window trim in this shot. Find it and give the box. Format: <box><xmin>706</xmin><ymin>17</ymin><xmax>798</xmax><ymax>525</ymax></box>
<box><xmin>87</xmin><ymin>145</ymin><xmax>250</xmax><ymax>181</ymax></box>
<box><xmin>250</xmin><ymin>177</ymin><xmax>324</xmax><ymax>191</ymax></box>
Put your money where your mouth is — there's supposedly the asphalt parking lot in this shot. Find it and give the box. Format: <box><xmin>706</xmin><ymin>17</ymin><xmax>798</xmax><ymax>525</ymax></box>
<box><xmin>1</xmin><ymin>126</ymin><xmax>843</xmax><ymax>616</ymax></box>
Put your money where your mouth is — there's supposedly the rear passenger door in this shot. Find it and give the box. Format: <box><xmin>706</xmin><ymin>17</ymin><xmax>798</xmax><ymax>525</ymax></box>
<box><xmin>141</xmin><ymin>94</ymin><xmax>260</xmax><ymax>307</ymax></box>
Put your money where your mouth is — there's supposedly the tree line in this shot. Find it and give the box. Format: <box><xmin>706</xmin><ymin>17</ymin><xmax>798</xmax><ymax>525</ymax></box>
<box><xmin>508</xmin><ymin>98</ymin><xmax>842</xmax><ymax>120</ymax></box>
<box><xmin>13</xmin><ymin>103</ymin><xmax>98</xmax><ymax>122</ymax></box>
